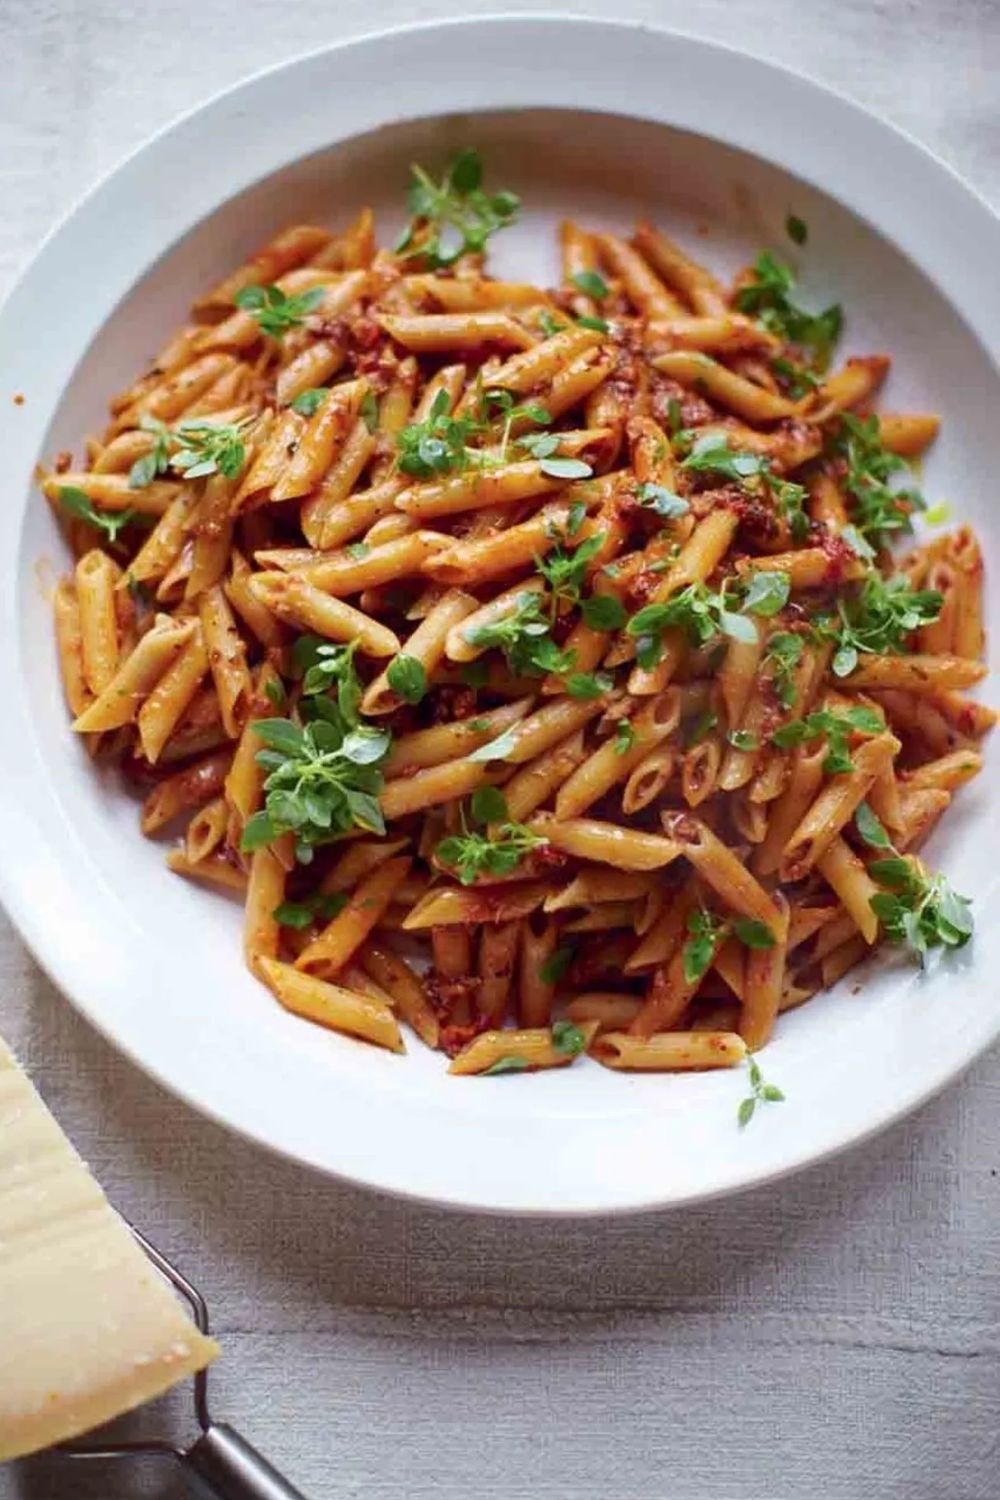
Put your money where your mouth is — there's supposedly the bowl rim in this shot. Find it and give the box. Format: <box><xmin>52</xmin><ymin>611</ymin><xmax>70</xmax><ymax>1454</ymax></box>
<box><xmin>2</xmin><ymin>13</ymin><xmax>999</xmax><ymax>1216</ymax></box>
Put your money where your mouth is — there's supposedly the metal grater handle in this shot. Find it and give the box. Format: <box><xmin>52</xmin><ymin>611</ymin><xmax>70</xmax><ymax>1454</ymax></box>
<box><xmin>184</xmin><ymin>1422</ymin><xmax>309</xmax><ymax>1500</ymax></box>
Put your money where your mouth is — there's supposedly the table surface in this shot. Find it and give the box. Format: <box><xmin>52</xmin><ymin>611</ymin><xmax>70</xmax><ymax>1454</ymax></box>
<box><xmin>3</xmin><ymin>2</ymin><xmax>1000</xmax><ymax>1497</ymax></box>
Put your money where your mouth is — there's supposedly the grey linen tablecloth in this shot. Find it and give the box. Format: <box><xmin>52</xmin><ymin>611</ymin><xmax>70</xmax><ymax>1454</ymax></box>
<box><xmin>2</xmin><ymin>2</ymin><xmax>999</xmax><ymax>1496</ymax></box>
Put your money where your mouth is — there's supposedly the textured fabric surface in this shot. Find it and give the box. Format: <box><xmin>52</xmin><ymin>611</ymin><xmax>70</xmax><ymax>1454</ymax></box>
<box><xmin>2</xmin><ymin>2</ymin><xmax>1000</xmax><ymax>1496</ymax></box>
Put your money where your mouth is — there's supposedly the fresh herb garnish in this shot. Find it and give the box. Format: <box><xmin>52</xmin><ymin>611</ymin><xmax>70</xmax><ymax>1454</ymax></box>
<box><xmin>172</xmin><ymin>419</ymin><xmax>249</xmax><ymax>480</ymax></box>
<box><xmin>539</xmin><ymin>456</ymin><xmax>593</xmax><ymax>481</ymax></box>
<box><xmin>855</xmin><ymin>804</ymin><xmax>973</xmax><ymax>965</ymax></box>
<box><xmin>478</xmin><ymin>386</ymin><xmax>550</xmax><ymax>460</ymax></box>
<box><xmin>763</xmin><ymin>631</ymin><xmax>804</xmax><ymax>709</ymax></box>
<box><xmin>732</xmin><ymin>918</ymin><xmax>777</xmax><ymax>949</ymax></box>
<box><xmin>635</xmin><ymin>481</ymin><xmax>690</xmax><ymax>519</ymax></box>
<box><xmin>241</xmin><ymin>715</ymin><xmax>391</xmax><ymax>863</ymax></box>
<box><xmin>536</xmin><ymin>531</ymin><xmax>605</xmax><ymax>615</ymax></box>
<box><xmin>518</xmin><ymin>431</ymin><xmax>562</xmax><ymax>461</ymax></box>
<box><xmin>470</xmin><ymin>786</ymin><xmax>508</xmax><ymax>824</ymax></box>
<box><xmin>741</xmin><ymin>570</ymin><xmax>791</xmax><ymax>618</ymax></box>
<box><xmin>733</xmin><ymin>251</ymin><xmax>842</xmax><ymax>368</ymax></box>
<box><xmin>786</xmin><ymin>214</ymin><xmax>808</xmax><ymax>246</ymax></box>
<box><xmin>386</xmin><ymin>654</ymin><xmax>428</xmax><ymax>705</ymax></box>
<box><xmin>772</xmin><ymin>476</ymin><xmax>810</xmax><ymax>542</ymax></box>
<box><xmin>771</xmin><ymin>704</ymin><xmax>883</xmax><ymax>774</ymax></box>
<box><xmin>57</xmin><ymin>485</ymin><xmax>136</xmax><ymax>543</ymax></box>
<box><xmin>235</xmin><ymin>283</ymin><xmax>325</xmax><ymax>337</ymax></box>
<box><xmin>291</xmin><ymin>388</ymin><xmax>329</xmax><ymax>417</ymax></box>
<box><xmin>395</xmin><ymin>149</ymin><xmax>519</xmax><ymax>269</ymax></box>
<box><xmin>771</xmin><ymin>355</ymin><xmax>820</xmax><ymax>399</ymax></box>
<box><xmin>830</xmin><ymin>413</ymin><xmax>926</xmax><ymax>546</ymax></box>
<box><xmin>465</xmin><ymin>591</ymin><xmax>574</xmax><ymax>678</ymax></box>
<box><xmin>359</xmin><ymin>389</ymin><xmax>379</xmax><ymax>434</ymax></box>
<box><xmin>292</xmin><ymin>636</ymin><xmax>364</xmax><ymax>723</ymax></box>
<box><xmin>816</xmin><ymin>572</ymin><xmax>943</xmax><ymax>678</ymax></box>
<box><xmin>681</xmin><ymin>434</ymin><xmax>767</xmax><ymax>481</ymax></box>
<box><xmin>576</xmin><ymin>316</ymin><xmax>610</xmax><ymax>333</ymax></box>
<box><xmin>264</xmin><ymin>677</ymin><xmax>286</xmax><ymax>710</ymax></box>
<box><xmin>580</xmin><ymin>594</ymin><xmax>627</xmax><ymax>631</ymax></box>
<box><xmin>728</xmin><ymin>730</ymin><xmax>759</xmax><ymax>752</ymax></box>
<box><xmin>738</xmin><ymin>1055</ymin><xmax>785</xmax><ymax>1128</ymax></box>
<box><xmin>551</xmin><ymin>1019</ymin><xmax>587</xmax><ymax>1057</ymax></box>
<box><xmin>396</xmin><ymin>387</ymin><xmax>484</xmax><ymax>479</ymax></box>
<box><xmin>436</xmin><ymin>808</ymin><xmax>547</xmax><ymax>884</ymax></box>
<box><xmin>128</xmin><ymin>415</ymin><xmax>172</xmax><ymax>487</ymax></box>
<box><xmin>571</xmin><ymin>269</ymin><xmax>609</xmax><ymax>300</ymax></box>
<box><xmin>467</xmin><ymin>725</ymin><xmax>521</xmax><ymax>763</ymax></box>
<box><xmin>564</xmin><ymin>670</ymin><xmax>614</xmax><ymax>700</ymax></box>
<box><xmin>540</xmin><ymin>945</ymin><xmax>574</xmax><ymax>985</ymax></box>
<box><xmin>482</xmin><ymin>1055</ymin><xmax>531</xmax><ymax>1076</ymax></box>
<box><xmin>627</xmin><ymin>582</ymin><xmax>757</xmax><ymax>668</ymax></box>
<box><xmin>682</xmin><ymin>907</ymin><xmax>728</xmax><ymax>983</ymax></box>
<box><xmin>273</xmin><ymin>891</ymin><xmax>348</xmax><ymax>929</ymax></box>
<box><xmin>614</xmin><ymin>719</ymin><xmax>637</xmax><ymax>755</ymax></box>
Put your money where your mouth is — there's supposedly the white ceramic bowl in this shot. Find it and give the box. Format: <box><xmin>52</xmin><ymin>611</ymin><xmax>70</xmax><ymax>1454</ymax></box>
<box><xmin>2</xmin><ymin>16</ymin><xmax>998</xmax><ymax>1214</ymax></box>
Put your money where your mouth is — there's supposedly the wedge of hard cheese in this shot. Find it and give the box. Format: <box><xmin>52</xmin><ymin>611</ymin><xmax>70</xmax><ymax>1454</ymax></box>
<box><xmin>0</xmin><ymin>1036</ymin><xmax>218</xmax><ymax>1461</ymax></box>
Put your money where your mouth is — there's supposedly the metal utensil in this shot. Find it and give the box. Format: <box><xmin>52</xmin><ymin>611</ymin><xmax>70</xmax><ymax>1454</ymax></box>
<box><xmin>59</xmin><ymin>1228</ymin><xmax>309</xmax><ymax>1500</ymax></box>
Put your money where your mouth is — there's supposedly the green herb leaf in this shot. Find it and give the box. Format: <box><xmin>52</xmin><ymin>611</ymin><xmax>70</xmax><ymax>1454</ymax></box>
<box><xmin>551</xmin><ymin>1019</ymin><xmax>587</xmax><ymax>1057</ymax></box>
<box><xmin>470</xmin><ymin>786</ymin><xmax>508</xmax><ymax>824</ymax></box>
<box><xmin>294</xmin><ymin>637</ymin><xmax>363</xmax><ymax>725</ymax></box>
<box><xmin>682</xmin><ymin>907</ymin><xmax>727</xmax><ymax>984</ymax></box>
<box><xmin>732</xmin><ymin>917</ymin><xmax>777</xmax><ymax>949</ymax></box>
<box><xmin>738</xmin><ymin>1054</ymin><xmax>785</xmax><ymax>1128</ymax></box>
<box><xmin>635</xmin><ymin>481</ymin><xmax>690</xmax><ymax>519</ymax></box>
<box><xmin>572</xmin><ymin>269</ymin><xmax>609</xmax><ymax>300</ymax></box>
<box><xmin>733</xmin><ymin>251</ymin><xmax>841</xmax><ymax>368</ymax></box>
<box><xmin>737</xmin><ymin>1096</ymin><xmax>757</xmax><ymax>1129</ymax></box>
<box><xmin>235</xmin><ymin>283</ymin><xmax>325</xmax><ymax>338</ymax></box>
<box><xmin>170</xmin><ymin>419</ymin><xmax>248</xmax><ymax>480</ymax></box>
<box><xmin>466</xmin><ymin>590</ymin><xmax>574</xmax><ymax>679</ymax></box>
<box><xmin>817</xmin><ymin>571</ymin><xmax>942</xmax><ymax>677</ymax></box>
<box><xmin>242</xmin><ymin>708</ymin><xmax>389</xmax><ymax>864</ymax></box>
<box><xmin>359</xmin><ymin>389</ymin><xmax>379</xmax><ymax>434</ymax></box>
<box><xmin>386</xmin><ymin>654</ymin><xmax>428</xmax><ymax>705</ymax></box>
<box><xmin>772</xmin><ymin>705</ymin><xmax>882</xmax><ymax>774</ymax></box>
<box><xmin>564</xmin><ymin>670</ymin><xmax>614</xmax><ymax>700</ymax></box>
<box><xmin>467</xmin><ymin>725</ymin><xmax>521</xmax><ymax>763</ymax></box>
<box><xmin>681</xmin><ymin>434</ymin><xmax>767</xmax><ymax>481</ymax></box>
<box><xmin>128</xmin><ymin>416</ymin><xmax>172</xmax><ymax>488</ymax></box>
<box><xmin>855</xmin><ymin>801</ymin><xmax>892</xmax><ymax>850</ymax></box>
<box><xmin>273</xmin><ymin>891</ymin><xmax>348</xmax><ymax>929</ymax></box>
<box><xmin>829</xmin><ymin>413</ymin><xmax>926</xmax><ymax>546</ymax></box>
<box><xmin>57</xmin><ymin>486</ymin><xmax>136</xmax><ymax>543</ymax></box>
<box><xmin>291</xmin><ymin>388</ymin><xmax>329</xmax><ymax>417</ymax></box>
<box><xmin>615</xmin><ymin>719</ymin><xmax>636</xmax><ymax>755</ymax></box>
<box><xmin>539</xmin><ymin>456</ymin><xmax>593</xmax><ymax>480</ymax></box>
<box><xmin>728</xmin><ymin>730</ymin><xmax>759</xmax><ymax>752</ymax></box>
<box><xmin>576</xmin><ymin>316</ymin><xmax>610</xmax><ymax>333</ymax></box>
<box><xmin>540</xmin><ymin>945</ymin><xmax>574</xmax><ymax>985</ymax></box>
<box><xmin>396</xmin><ymin>387</ymin><xmax>487</xmax><ymax>479</ymax></box>
<box><xmin>436</xmin><ymin>820</ymin><xmax>546</xmax><ymax>884</ymax></box>
<box><xmin>581</xmin><ymin>594</ymin><xmax>627</xmax><ymax>631</ymax></box>
<box><xmin>482</xmin><ymin>1055</ymin><xmax>531</xmax><ymax>1076</ymax></box>
<box><xmin>396</xmin><ymin>151</ymin><xmax>520</xmax><ymax>270</ymax></box>
<box><xmin>763</xmin><ymin>631</ymin><xmax>804</xmax><ymax>709</ymax></box>
<box><xmin>742</xmin><ymin>570</ymin><xmax>790</xmax><ymax>618</ymax></box>
<box><xmin>786</xmin><ymin>214</ymin><xmax>808</xmax><ymax>246</ymax></box>
<box><xmin>264</xmin><ymin>677</ymin><xmax>286</xmax><ymax>710</ymax></box>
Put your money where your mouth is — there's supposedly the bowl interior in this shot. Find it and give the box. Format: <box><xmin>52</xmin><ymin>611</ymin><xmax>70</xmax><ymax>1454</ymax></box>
<box><xmin>18</xmin><ymin>105</ymin><xmax>1000</xmax><ymax>1205</ymax></box>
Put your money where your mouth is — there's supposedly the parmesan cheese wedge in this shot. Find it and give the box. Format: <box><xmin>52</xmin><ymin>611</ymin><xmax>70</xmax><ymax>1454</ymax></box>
<box><xmin>0</xmin><ymin>1036</ymin><xmax>219</xmax><ymax>1461</ymax></box>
